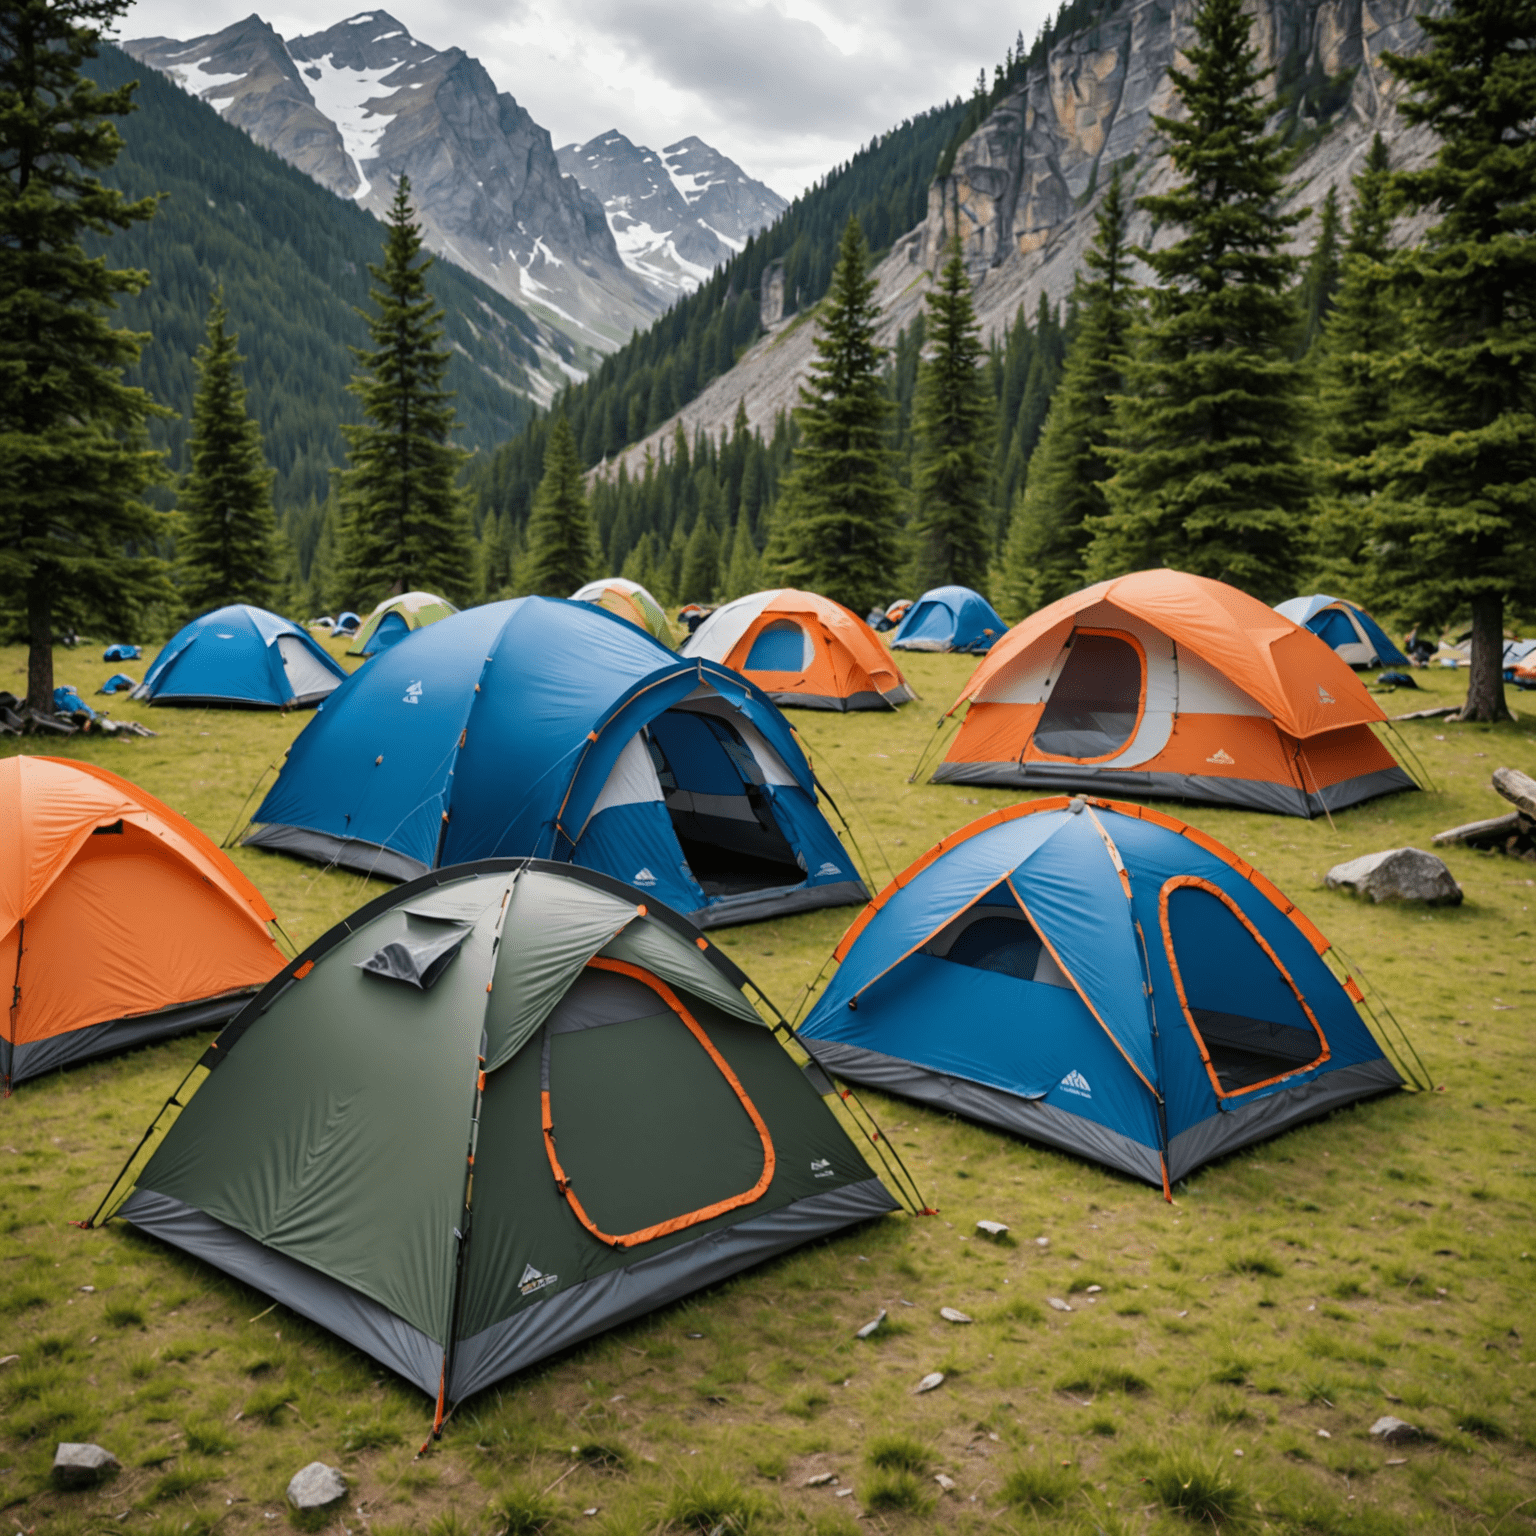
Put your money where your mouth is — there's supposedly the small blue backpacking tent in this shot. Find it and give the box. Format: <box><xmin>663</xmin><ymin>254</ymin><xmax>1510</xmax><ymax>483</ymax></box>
<box><xmin>890</xmin><ymin>585</ymin><xmax>1005</xmax><ymax>653</ymax></box>
<box><xmin>244</xmin><ymin>598</ymin><xmax>867</xmax><ymax>928</ymax></box>
<box><xmin>102</xmin><ymin>644</ymin><xmax>140</xmax><ymax>661</ymax></box>
<box><xmin>1273</xmin><ymin>595</ymin><xmax>1407</xmax><ymax>668</ymax></box>
<box><xmin>132</xmin><ymin>606</ymin><xmax>347</xmax><ymax>709</ymax></box>
<box><xmin>798</xmin><ymin>798</ymin><xmax>1414</xmax><ymax>1191</ymax></box>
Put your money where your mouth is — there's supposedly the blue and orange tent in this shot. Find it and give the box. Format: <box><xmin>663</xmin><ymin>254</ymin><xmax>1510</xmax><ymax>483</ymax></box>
<box><xmin>798</xmin><ymin>798</ymin><xmax>1419</xmax><ymax>1192</ymax></box>
<box><xmin>1274</xmin><ymin>595</ymin><xmax>1407</xmax><ymax>668</ymax></box>
<box><xmin>244</xmin><ymin>598</ymin><xmax>867</xmax><ymax>927</ymax></box>
<box><xmin>133</xmin><ymin>606</ymin><xmax>346</xmax><ymax>709</ymax></box>
<box><xmin>890</xmin><ymin>585</ymin><xmax>1005</xmax><ymax>653</ymax></box>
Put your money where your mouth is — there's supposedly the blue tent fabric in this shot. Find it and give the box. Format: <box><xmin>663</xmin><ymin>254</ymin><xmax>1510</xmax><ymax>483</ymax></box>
<box><xmin>245</xmin><ymin>598</ymin><xmax>867</xmax><ymax>928</ymax></box>
<box><xmin>890</xmin><ymin>586</ymin><xmax>1006</xmax><ymax>653</ymax></box>
<box><xmin>98</xmin><ymin>673</ymin><xmax>137</xmax><ymax>694</ymax></box>
<box><xmin>366</xmin><ymin>610</ymin><xmax>411</xmax><ymax>653</ymax></box>
<box><xmin>1273</xmin><ymin>596</ymin><xmax>1407</xmax><ymax>667</ymax></box>
<box><xmin>102</xmin><ymin>644</ymin><xmax>140</xmax><ymax>661</ymax></box>
<box><xmin>52</xmin><ymin>686</ymin><xmax>95</xmax><ymax>717</ymax></box>
<box><xmin>799</xmin><ymin>800</ymin><xmax>1404</xmax><ymax>1187</ymax></box>
<box><xmin>132</xmin><ymin>606</ymin><xmax>347</xmax><ymax>709</ymax></box>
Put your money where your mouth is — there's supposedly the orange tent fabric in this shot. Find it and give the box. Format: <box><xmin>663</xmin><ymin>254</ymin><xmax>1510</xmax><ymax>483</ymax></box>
<box><xmin>2</xmin><ymin>756</ymin><xmax>284</xmax><ymax>1087</ymax></box>
<box><xmin>935</xmin><ymin>570</ymin><xmax>1417</xmax><ymax>817</ymax></box>
<box><xmin>681</xmin><ymin>589</ymin><xmax>915</xmax><ymax>711</ymax></box>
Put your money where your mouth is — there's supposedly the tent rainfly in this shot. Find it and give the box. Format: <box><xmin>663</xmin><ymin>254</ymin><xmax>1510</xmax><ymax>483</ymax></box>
<box><xmin>2</xmin><ymin>757</ymin><xmax>285</xmax><ymax>1088</ymax></box>
<box><xmin>798</xmin><ymin>798</ymin><xmax>1423</xmax><ymax>1193</ymax></box>
<box><xmin>934</xmin><ymin>569</ymin><xmax>1417</xmax><ymax>817</ymax></box>
<box><xmin>89</xmin><ymin>861</ymin><xmax>903</xmax><ymax>1421</ymax></box>
<box><xmin>244</xmin><ymin>598</ymin><xmax>867</xmax><ymax>927</ymax></box>
<box><xmin>682</xmin><ymin>589</ymin><xmax>914</xmax><ymax>711</ymax></box>
<box><xmin>347</xmin><ymin>592</ymin><xmax>459</xmax><ymax>657</ymax></box>
<box><xmin>1273</xmin><ymin>595</ymin><xmax>1408</xmax><ymax>669</ymax></box>
<box><xmin>133</xmin><ymin>605</ymin><xmax>346</xmax><ymax>709</ymax></box>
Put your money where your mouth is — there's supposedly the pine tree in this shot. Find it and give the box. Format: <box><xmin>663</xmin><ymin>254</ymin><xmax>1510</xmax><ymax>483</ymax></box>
<box><xmin>1084</xmin><ymin>0</ymin><xmax>1311</xmax><ymax>598</ymax></box>
<box><xmin>908</xmin><ymin>241</ymin><xmax>995</xmax><ymax>591</ymax></box>
<box><xmin>679</xmin><ymin>516</ymin><xmax>721</xmax><ymax>603</ymax></box>
<box><xmin>1363</xmin><ymin>0</ymin><xmax>1536</xmax><ymax>720</ymax></box>
<box><xmin>176</xmin><ymin>287</ymin><xmax>278</xmax><ymax>615</ymax></box>
<box><xmin>1297</xmin><ymin>186</ymin><xmax>1342</xmax><ymax>355</ymax></box>
<box><xmin>0</xmin><ymin>0</ymin><xmax>171</xmax><ymax>710</ymax></box>
<box><xmin>522</xmin><ymin>415</ymin><xmax>599</xmax><ymax>595</ymax></box>
<box><xmin>722</xmin><ymin>518</ymin><xmax>762</xmax><ymax>599</ymax></box>
<box><xmin>763</xmin><ymin>218</ymin><xmax>901</xmax><ymax>614</ymax></box>
<box><xmin>336</xmin><ymin>176</ymin><xmax>472</xmax><ymax>606</ymax></box>
<box><xmin>997</xmin><ymin>171</ymin><xmax>1134</xmax><ymax>618</ymax></box>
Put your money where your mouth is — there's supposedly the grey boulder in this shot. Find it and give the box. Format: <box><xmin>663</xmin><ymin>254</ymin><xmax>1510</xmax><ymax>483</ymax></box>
<box><xmin>1369</xmin><ymin>1415</ymin><xmax>1421</xmax><ymax>1444</ymax></box>
<box><xmin>52</xmin><ymin>1442</ymin><xmax>119</xmax><ymax>1489</ymax></box>
<box><xmin>1325</xmin><ymin>848</ymin><xmax>1463</xmax><ymax>906</ymax></box>
<box><xmin>287</xmin><ymin>1461</ymin><xmax>348</xmax><ymax>1511</ymax></box>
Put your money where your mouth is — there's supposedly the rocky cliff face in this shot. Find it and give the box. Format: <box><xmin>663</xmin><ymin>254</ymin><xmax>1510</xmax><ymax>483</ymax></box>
<box><xmin>122</xmin><ymin>12</ymin><xmax>662</xmax><ymax>369</ymax></box>
<box><xmin>604</xmin><ymin>0</ymin><xmax>1442</xmax><ymax>476</ymax></box>
<box><xmin>557</xmin><ymin>131</ymin><xmax>787</xmax><ymax>298</ymax></box>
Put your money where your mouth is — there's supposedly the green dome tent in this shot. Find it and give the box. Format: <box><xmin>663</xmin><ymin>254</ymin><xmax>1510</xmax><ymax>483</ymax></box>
<box><xmin>89</xmin><ymin>861</ymin><xmax>903</xmax><ymax>1426</ymax></box>
<box><xmin>347</xmin><ymin>591</ymin><xmax>459</xmax><ymax>657</ymax></box>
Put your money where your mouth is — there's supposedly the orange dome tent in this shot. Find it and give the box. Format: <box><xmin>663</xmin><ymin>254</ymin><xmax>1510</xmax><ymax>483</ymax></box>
<box><xmin>933</xmin><ymin>570</ymin><xmax>1417</xmax><ymax>817</ymax></box>
<box><xmin>2</xmin><ymin>757</ymin><xmax>286</xmax><ymax>1088</ymax></box>
<box><xmin>681</xmin><ymin>589</ymin><xmax>915</xmax><ymax>711</ymax></box>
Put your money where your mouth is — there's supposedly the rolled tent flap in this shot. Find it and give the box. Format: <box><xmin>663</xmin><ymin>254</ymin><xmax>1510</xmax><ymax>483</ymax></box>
<box><xmin>356</xmin><ymin>921</ymin><xmax>472</xmax><ymax>989</ymax></box>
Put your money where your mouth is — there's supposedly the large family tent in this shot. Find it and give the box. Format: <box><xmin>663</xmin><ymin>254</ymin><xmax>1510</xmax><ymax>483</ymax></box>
<box><xmin>934</xmin><ymin>569</ymin><xmax>1416</xmax><ymax>816</ymax></box>
<box><xmin>890</xmin><ymin>586</ymin><xmax>1006</xmax><ymax>653</ymax></box>
<box><xmin>571</xmin><ymin>577</ymin><xmax>674</xmax><ymax>647</ymax></box>
<box><xmin>681</xmin><ymin>589</ymin><xmax>915</xmax><ymax>711</ymax></box>
<box><xmin>799</xmin><ymin>798</ymin><xmax>1415</xmax><ymax>1191</ymax></box>
<box><xmin>133</xmin><ymin>605</ymin><xmax>347</xmax><ymax>709</ymax></box>
<box><xmin>93</xmin><ymin>861</ymin><xmax>899</xmax><ymax>1412</ymax></box>
<box><xmin>1274</xmin><ymin>595</ymin><xmax>1407</xmax><ymax>669</ymax></box>
<box><xmin>244</xmin><ymin>599</ymin><xmax>866</xmax><ymax>926</ymax></box>
<box><xmin>347</xmin><ymin>592</ymin><xmax>459</xmax><ymax>657</ymax></box>
<box><xmin>1</xmin><ymin>757</ymin><xmax>285</xmax><ymax>1088</ymax></box>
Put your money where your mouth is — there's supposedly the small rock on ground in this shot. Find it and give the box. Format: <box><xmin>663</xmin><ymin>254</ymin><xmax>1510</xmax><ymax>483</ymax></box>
<box><xmin>1325</xmin><ymin>848</ymin><xmax>1463</xmax><ymax>906</ymax></box>
<box><xmin>52</xmin><ymin>1443</ymin><xmax>119</xmax><ymax>1489</ymax></box>
<box><xmin>915</xmin><ymin>1371</ymin><xmax>945</xmax><ymax>1393</ymax></box>
<box><xmin>287</xmin><ymin>1462</ymin><xmax>348</xmax><ymax>1511</ymax></box>
<box><xmin>1370</xmin><ymin>1415</ymin><xmax>1421</xmax><ymax>1444</ymax></box>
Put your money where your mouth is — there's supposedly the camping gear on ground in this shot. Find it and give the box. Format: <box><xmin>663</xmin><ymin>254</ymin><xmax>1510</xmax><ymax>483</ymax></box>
<box><xmin>798</xmin><ymin>797</ymin><xmax>1421</xmax><ymax>1193</ymax></box>
<box><xmin>932</xmin><ymin>569</ymin><xmax>1417</xmax><ymax>817</ymax></box>
<box><xmin>98</xmin><ymin>674</ymin><xmax>137</xmax><ymax>694</ymax></box>
<box><xmin>347</xmin><ymin>592</ymin><xmax>459</xmax><ymax>657</ymax></box>
<box><xmin>890</xmin><ymin>586</ymin><xmax>1005</xmax><ymax>654</ymax></box>
<box><xmin>1502</xmin><ymin>639</ymin><xmax>1536</xmax><ymax>681</ymax></box>
<box><xmin>243</xmin><ymin>598</ymin><xmax>867</xmax><ymax>926</ymax></box>
<box><xmin>102</xmin><ymin>644</ymin><xmax>140</xmax><ymax>662</ymax></box>
<box><xmin>52</xmin><ymin>686</ymin><xmax>94</xmax><ymax>718</ymax></box>
<box><xmin>1273</xmin><ymin>595</ymin><xmax>1408</xmax><ymax>668</ymax></box>
<box><xmin>90</xmin><ymin>860</ymin><xmax>902</xmax><ymax>1414</ymax></box>
<box><xmin>133</xmin><ymin>605</ymin><xmax>347</xmax><ymax>709</ymax></box>
<box><xmin>571</xmin><ymin>577</ymin><xmax>673</xmax><ymax>647</ymax></box>
<box><xmin>885</xmin><ymin>599</ymin><xmax>914</xmax><ymax>628</ymax></box>
<box><xmin>678</xmin><ymin>603</ymin><xmax>712</xmax><ymax>635</ymax></box>
<box><xmin>1</xmin><ymin>757</ymin><xmax>285</xmax><ymax>1088</ymax></box>
<box><xmin>681</xmin><ymin>589</ymin><xmax>914</xmax><ymax>711</ymax></box>
<box><xmin>1374</xmin><ymin>671</ymin><xmax>1418</xmax><ymax>691</ymax></box>
<box><xmin>1514</xmin><ymin>652</ymin><xmax>1536</xmax><ymax>689</ymax></box>
<box><xmin>334</xmin><ymin>611</ymin><xmax>361</xmax><ymax>635</ymax></box>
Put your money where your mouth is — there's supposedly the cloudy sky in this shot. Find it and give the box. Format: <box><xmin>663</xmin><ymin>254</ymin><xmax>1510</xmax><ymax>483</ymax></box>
<box><xmin>112</xmin><ymin>0</ymin><xmax>1051</xmax><ymax>197</ymax></box>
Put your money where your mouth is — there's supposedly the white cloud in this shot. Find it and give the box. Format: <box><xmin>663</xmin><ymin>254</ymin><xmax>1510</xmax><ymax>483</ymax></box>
<box><xmin>112</xmin><ymin>0</ymin><xmax>1053</xmax><ymax>197</ymax></box>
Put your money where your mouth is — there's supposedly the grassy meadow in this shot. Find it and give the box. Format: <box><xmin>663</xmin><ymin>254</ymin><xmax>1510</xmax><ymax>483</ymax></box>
<box><xmin>2</xmin><ymin>633</ymin><xmax>1535</xmax><ymax>1536</ymax></box>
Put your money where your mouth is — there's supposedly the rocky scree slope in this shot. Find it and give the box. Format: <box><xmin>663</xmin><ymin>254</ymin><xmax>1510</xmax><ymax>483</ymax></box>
<box><xmin>604</xmin><ymin>0</ymin><xmax>1443</xmax><ymax>477</ymax></box>
<box><xmin>557</xmin><ymin>131</ymin><xmax>787</xmax><ymax>299</ymax></box>
<box><xmin>121</xmin><ymin>10</ymin><xmax>663</xmax><ymax>372</ymax></box>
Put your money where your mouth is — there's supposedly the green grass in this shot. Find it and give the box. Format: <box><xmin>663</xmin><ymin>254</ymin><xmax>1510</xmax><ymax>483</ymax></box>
<box><xmin>2</xmin><ymin>643</ymin><xmax>1535</xmax><ymax>1533</ymax></box>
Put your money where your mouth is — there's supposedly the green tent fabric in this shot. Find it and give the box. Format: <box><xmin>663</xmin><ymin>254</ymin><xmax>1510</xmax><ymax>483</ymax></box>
<box><xmin>97</xmin><ymin>861</ymin><xmax>897</xmax><ymax>1409</ymax></box>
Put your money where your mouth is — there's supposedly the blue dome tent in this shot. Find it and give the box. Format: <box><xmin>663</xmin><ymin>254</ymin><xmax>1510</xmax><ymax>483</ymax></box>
<box><xmin>1273</xmin><ymin>595</ymin><xmax>1407</xmax><ymax>669</ymax></box>
<box><xmin>243</xmin><ymin>599</ymin><xmax>868</xmax><ymax>928</ymax></box>
<box><xmin>132</xmin><ymin>606</ymin><xmax>347</xmax><ymax>709</ymax></box>
<box><xmin>799</xmin><ymin>798</ymin><xmax>1418</xmax><ymax>1192</ymax></box>
<box><xmin>890</xmin><ymin>585</ymin><xmax>1006</xmax><ymax>653</ymax></box>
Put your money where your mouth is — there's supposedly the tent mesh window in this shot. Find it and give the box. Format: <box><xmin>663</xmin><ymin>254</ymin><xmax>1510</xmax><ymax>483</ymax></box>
<box><xmin>646</xmin><ymin>713</ymin><xmax>805</xmax><ymax>895</ymax></box>
<box><xmin>1033</xmin><ymin>632</ymin><xmax>1142</xmax><ymax>760</ymax></box>
<box><xmin>744</xmin><ymin>621</ymin><xmax>810</xmax><ymax>673</ymax></box>
<box><xmin>922</xmin><ymin>899</ymin><xmax>1071</xmax><ymax>987</ymax></box>
<box><xmin>1163</xmin><ymin>884</ymin><xmax>1326</xmax><ymax>1093</ymax></box>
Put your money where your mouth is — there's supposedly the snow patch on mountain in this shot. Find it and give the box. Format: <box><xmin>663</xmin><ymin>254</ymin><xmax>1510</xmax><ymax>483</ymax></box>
<box><xmin>297</xmin><ymin>56</ymin><xmax>401</xmax><ymax>196</ymax></box>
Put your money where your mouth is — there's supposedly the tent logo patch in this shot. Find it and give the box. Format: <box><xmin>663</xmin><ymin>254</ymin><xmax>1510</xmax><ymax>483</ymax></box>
<box><xmin>632</xmin><ymin>867</ymin><xmax>657</xmax><ymax>886</ymax></box>
<box><xmin>1059</xmin><ymin>1070</ymin><xmax>1092</xmax><ymax>1099</ymax></box>
<box><xmin>518</xmin><ymin>1263</ymin><xmax>557</xmax><ymax>1296</ymax></box>
<box><xmin>815</xmin><ymin>862</ymin><xmax>842</xmax><ymax>877</ymax></box>
<box><xmin>1206</xmin><ymin>748</ymin><xmax>1235</xmax><ymax>765</ymax></box>
<box><xmin>810</xmin><ymin>1158</ymin><xmax>835</xmax><ymax>1179</ymax></box>
<box><xmin>403</xmin><ymin>681</ymin><xmax>423</xmax><ymax>705</ymax></box>
<box><xmin>1317</xmin><ymin>684</ymin><xmax>1335</xmax><ymax>704</ymax></box>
